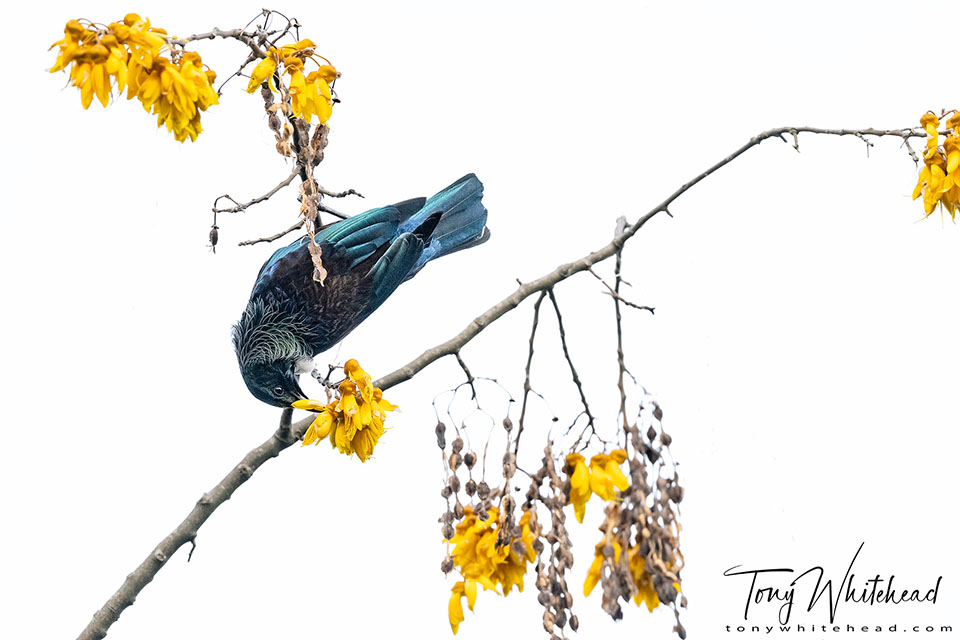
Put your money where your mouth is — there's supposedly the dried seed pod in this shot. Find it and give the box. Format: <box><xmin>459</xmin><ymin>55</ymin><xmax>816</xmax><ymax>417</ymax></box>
<box><xmin>555</xmin><ymin>610</ymin><xmax>567</xmax><ymax>628</ymax></box>
<box><xmin>660</xmin><ymin>432</ymin><xmax>673</xmax><ymax>446</ymax></box>
<box><xmin>463</xmin><ymin>452</ymin><xmax>476</xmax><ymax>468</ymax></box>
<box><xmin>452</xmin><ymin>437</ymin><xmax>464</xmax><ymax>453</ymax></box>
<box><xmin>503</xmin><ymin>417</ymin><xmax>513</xmax><ymax>432</ymax></box>
<box><xmin>646</xmin><ymin>448</ymin><xmax>660</xmax><ymax>463</ymax></box>
<box><xmin>533</xmin><ymin>538</ymin><xmax>544</xmax><ymax>554</ymax></box>
<box><xmin>448</xmin><ymin>475</ymin><xmax>461</xmax><ymax>492</ymax></box>
<box><xmin>537</xmin><ymin>591</ymin><xmax>552</xmax><ymax>606</ymax></box>
<box><xmin>542</xmin><ymin>611</ymin><xmax>555</xmax><ymax>633</ymax></box>
<box><xmin>669</xmin><ymin>486</ymin><xmax>685</xmax><ymax>503</ymax></box>
<box><xmin>680</xmin><ymin>595</ymin><xmax>688</xmax><ymax>608</ymax></box>
<box><xmin>260</xmin><ymin>84</ymin><xmax>273</xmax><ymax>104</ymax></box>
<box><xmin>208</xmin><ymin>225</ymin><xmax>219</xmax><ymax>249</ymax></box>
<box><xmin>435</xmin><ymin>423</ymin><xmax>446</xmax><ymax>449</ymax></box>
<box><xmin>453</xmin><ymin>502</ymin><xmax>464</xmax><ymax>518</ymax></box>
<box><xmin>511</xmin><ymin>539</ymin><xmax>527</xmax><ymax>557</ymax></box>
<box><xmin>442</xmin><ymin>524</ymin><xmax>454</xmax><ymax>539</ymax></box>
<box><xmin>570</xmin><ymin>615</ymin><xmax>579</xmax><ymax>631</ymax></box>
<box><xmin>476</xmin><ymin>481</ymin><xmax>490</xmax><ymax>499</ymax></box>
<box><xmin>677</xmin><ymin>623</ymin><xmax>687</xmax><ymax>640</ymax></box>
<box><xmin>465</xmin><ymin>479</ymin><xmax>477</xmax><ymax>496</ymax></box>
<box><xmin>268</xmin><ymin>112</ymin><xmax>281</xmax><ymax>131</ymax></box>
<box><xmin>441</xmin><ymin>556</ymin><xmax>454</xmax><ymax>573</ymax></box>
<box><xmin>449</xmin><ymin>452</ymin><xmax>462</xmax><ymax>470</ymax></box>
<box><xmin>653</xmin><ymin>405</ymin><xmax>663</xmax><ymax>421</ymax></box>
<box><xmin>647</xmin><ymin>425</ymin><xmax>657</xmax><ymax>441</ymax></box>
<box><xmin>441</xmin><ymin>486</ymin><xmax>452</xmax><ymax>499</ymax></box>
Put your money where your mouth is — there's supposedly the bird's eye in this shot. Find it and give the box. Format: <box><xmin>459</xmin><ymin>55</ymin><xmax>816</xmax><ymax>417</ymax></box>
<box><xmin>272</xmin><ymin>385</ymin><xmax>284</xmax><ymax>397</ymax></box>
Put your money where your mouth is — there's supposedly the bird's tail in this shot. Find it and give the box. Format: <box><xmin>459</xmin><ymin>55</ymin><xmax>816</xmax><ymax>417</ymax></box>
<box><xmin>400</xmin><ymin>174</ymin><xmax>489</xmax><ymax>276</ymax></box>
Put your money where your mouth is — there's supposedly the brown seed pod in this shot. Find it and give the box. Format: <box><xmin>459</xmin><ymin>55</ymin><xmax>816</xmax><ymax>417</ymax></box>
<box><xmin>503</xmin><ymin>417</ymin><xmax>514</xmax><ymax>432</ymax></box>
<box><xmin>453</xmin><ymin>502</ymin><xmax>464</xmax><ymax>519</ymax></box>
<box><xmin>661</xmin><ymin>432</ymin><xmax>673</xmax><ymax>446</ymax></box>
<box><xmin>463</xmin><ymin>452</ymin><xmax>476</xmax><ymax>469</ymax></box>
<box><xmin>647</xmin><ymin>425</ymin><xmax>657</xmax><ymax>441</ymax></box>
<box><xmin>441</xmin><ymin>486</ymin><xmax>452</xmax><ymax>499</ymax></box>
<box><xmin>452</xmin><ymin>437</ymin><xmax>464</xmax><ymax>453</ymax></box>
<box><xmin>435</xmin><ymin>423</ymin><xmax>446</xmax><ymax>449</ymax></box>
<box><xmin>441</xmin><ymin>557</ymin><xmax>454</xmax><ymax>573</ymax></box>
<box><xmin>448</xmin><ymin>475</ymin><xmax>461</xmax><ymax>492</ymax></box>
<box><xmin>476</xmin><ymin>481</ymin><xmax>490</xmax><ymax>499</ymax></box>
<box><xmin>442</xmin><ymin>524</ymin><xmax>454</xmax><ymax>539</ymax></box>
<box><xmin>449</xmin><ymin>452</ymin><xmax>462</xmax><ymax>470</ymax></box>
<box><xmin>268</xmin><ymin>112</ymin><xmax>281</xmax><ymax>131</ymax></box>
<box><xmin>260</xmin><ymin>84</ymin><xmax>273</xmax><ymax>105</ymax></box>
<box><xmin>465</xmin><ymin>479</ymin><xmax>477</xmax><ymax>496</ymax></box>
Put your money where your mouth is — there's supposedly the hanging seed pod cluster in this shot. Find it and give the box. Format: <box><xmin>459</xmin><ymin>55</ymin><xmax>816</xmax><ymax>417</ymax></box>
<box><xmin>435</xmin><ymin>387</ymin><xmax>686</xmax><ymax>638</ymax></box>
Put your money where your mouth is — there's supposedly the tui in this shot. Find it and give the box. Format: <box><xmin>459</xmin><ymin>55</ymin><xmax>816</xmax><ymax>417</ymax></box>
<box><xmin>233</xmin><ymin>174</ymin><xmax>489</xmax><ymax>407</ymax></box>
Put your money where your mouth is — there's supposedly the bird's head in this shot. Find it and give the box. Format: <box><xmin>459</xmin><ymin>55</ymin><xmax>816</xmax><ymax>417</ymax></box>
<box><xmin>233</xmin><ymin>296</ymin><xmax>313</xmax><ymax>407</ymax></box>
<box><xmin>239</xmin><ymin>360</ymin><xmax>308</xmax><ymax>408</ymax></box>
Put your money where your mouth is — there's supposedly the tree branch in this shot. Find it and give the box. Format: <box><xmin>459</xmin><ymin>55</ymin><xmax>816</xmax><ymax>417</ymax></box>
<box><xmin>238</xmin><ymin>220</ymin><xmax>304</xmax><ymax>246</ymax></box>
<box><xmin>76</xmin><ymin>123</ymin><xmax>923</xmax><ymax>640</ymax></box>
<box><xmin>212</xmin><ymin>165</ymin><xmax>300</xmax><ymax>215</ymax></box>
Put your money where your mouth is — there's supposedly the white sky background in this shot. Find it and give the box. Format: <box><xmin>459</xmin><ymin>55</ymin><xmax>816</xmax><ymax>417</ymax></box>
<box><xmin>2</xmin><ymin>1</ymin><xmax>958</xmax><ymax>638</ymax></box>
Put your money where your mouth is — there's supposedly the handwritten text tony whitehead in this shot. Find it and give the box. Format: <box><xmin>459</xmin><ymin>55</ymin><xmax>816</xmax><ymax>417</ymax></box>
<box><xmin>723</xmin><ymin>543</ymin><xmax>942</xmax><ymax>624</ymax></box>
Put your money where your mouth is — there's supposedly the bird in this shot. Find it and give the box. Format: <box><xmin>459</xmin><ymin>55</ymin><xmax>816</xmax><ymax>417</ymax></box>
<box><xmin>233</xmin><ymin>173</ymin><xmax>489</xmax><ymax>408</ymax></box>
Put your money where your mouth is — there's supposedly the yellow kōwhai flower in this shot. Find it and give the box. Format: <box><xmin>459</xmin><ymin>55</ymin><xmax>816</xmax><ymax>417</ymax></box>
<box><xmin>588</xmin><ymin>450</ymin><xmax>630</xmax><ymax>501</ymax></box>
<box><xmin>445</xmin><ymin>506</ymin><xmax>538</xmax><ymax>634</ymax></box>
<box><xmin>564</xmin><ymin>449</ymin><xmax>630</xmax><ymax>521</ymax></box>
<box><xmin>50</xmin><ymin>15</ymin><xmax>217</xmax><ymax>141</ymax></box>
<box><xmin>565</xmin><ymin>452</ymin><xmax>592</xmax><ymax>522</ymax></box>
<box><xmin>583</xmin><ymin>539</ymin><xmax>621</xmax><ymax>596</ymax></box>
<box><xmin>49</xmin><ymin>19</ymin><xmax>131</xmax><ymax>109</ymax></box>
<box><xmin>584</xmin><ymin>538</ymin><xmax>680</xmax><ymax>613</ymax></box>
<box><xmin>913</xmin><ymin>110</ymin><xmax>960</xmax><ymax>220</ymax></box>
<box><xmin>293</xmin><ymin>360</ymin><xmax>395</xmax><ymax>462</ymax></box>
<box><xmin>246</xmin><ymin>41</ymin><xmax>337</xmax><ymax>125</ymax></box>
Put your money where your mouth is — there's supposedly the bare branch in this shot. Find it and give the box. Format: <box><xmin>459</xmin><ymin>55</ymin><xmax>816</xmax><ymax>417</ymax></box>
<box><xmin>317</xmin><ymin>187</ymin><xmax>364</xmax><ymax>198</ymax></box>
<box><xmin>453</xmin><ymin>351</ymin><xmax>478</xmax><ymax>401</ymax></box>
<box><xmin>166</xmin><ymin>28</ymin><xmax>271</xmax><ymax>59</ymax></box>
<box><xmin>546</xmin><ymin>289</ymin><xmax>595</xmax><ymax>437</ymax></box>
<box><xmin>515</xmin><ymin>292</ymin><xmax>547</xmax><ymax>456</ymax></box>
<box><xmin>587</xmin><ymin>266</ymin><xmax>655</xmax><ymax>314</ymax></box>
<box><xmin>212</xmin><ymin>165</ymin><xmax>300</xmax><ymax>215</ymax></box>
<box><xmin>238</xmin><ymin>220</ymin><xmax>304</xmax><ymax>247</ymax></box>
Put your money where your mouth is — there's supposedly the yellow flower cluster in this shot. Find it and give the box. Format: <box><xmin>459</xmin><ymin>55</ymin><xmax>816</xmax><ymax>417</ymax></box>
<box><xmin>565</xmin><ymin>450</ymin><xmax>630</xmax><ymax>523</ymax></box>
<box><xmin>49</xmin><ymin>15</ymin><xmax>218</xmax><ymax>142</ymax></box>
<box><xmin>446</xmin><ymin>506</ymin><xmax>538</xmax><ymax>634</ymax></box>
<box><xmin>583</xmin><ymin>539</ymin><xmax>674</xmax><ymax>612</ymax></box>
<box><xmin>293</xmin><ymin>359</ymin><xmax>396</xmax><ymax>462</ymax></box>
<box><xmin>245</xmin><ymin>39</ymin><xmax>338</xmax><ymax>124</ymax></box>
<box><xmin>913</xmin><ymin>111</ymin><xmax>960</xmax><ymax>220</ymax></box>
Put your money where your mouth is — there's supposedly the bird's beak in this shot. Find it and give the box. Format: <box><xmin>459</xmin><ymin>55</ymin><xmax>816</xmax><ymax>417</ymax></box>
<box><xmin>289</xmin><ymin>371</ymin><xmax>308</xmax><ymax>405</ymax></box>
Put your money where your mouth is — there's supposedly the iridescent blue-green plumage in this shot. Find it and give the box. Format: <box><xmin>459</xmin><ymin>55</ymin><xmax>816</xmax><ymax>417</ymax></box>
<box><xmin>233</xmin><ymin>174</ymin><xmax>489</xmax><ymax>407</ymax></box>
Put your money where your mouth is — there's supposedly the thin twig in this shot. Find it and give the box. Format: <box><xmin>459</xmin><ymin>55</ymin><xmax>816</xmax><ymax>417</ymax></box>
<box><xmin>545</xmin><ymin>289</ymin><xmax>595</xmax><ymax>438</ymax></box>
<box><xmin>213</xmin><ymin>165</ymin><xmax>300</xmax><ymax>215</ymax></box>
<box><xmin>515</xmin><ymin>292</ymin><xmax>547</xmax><ymax>456</ymax></box>
<box><xmin>454</xmin><ymin>351</ymin><xmax>478</xmax><ymax>401</ymax></box>
<box><xmin>317</xmin><ymin>187</ymin><xmax>364</xmax><ymax>198</ymax></box>
<box><xmin>586</xmin><ymin>266</ymin><xmax>655</xmax><ymax>314</ymax></box>
<box><xmin>238</xmin><ymin>220</ymin><xmax>304</xmax><ymax>246</ymax></box>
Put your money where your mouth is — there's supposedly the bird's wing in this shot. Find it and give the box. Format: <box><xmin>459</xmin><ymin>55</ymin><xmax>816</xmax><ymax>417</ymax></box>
<box><xmin>251</xmin><ymin>200</ymin><xmax>429</xmax><ymax>298</ymax></box>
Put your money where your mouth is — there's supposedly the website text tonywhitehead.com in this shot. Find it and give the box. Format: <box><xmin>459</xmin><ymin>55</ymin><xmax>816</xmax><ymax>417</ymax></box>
<box><xmin>724</xmin><ymin>624</ymin><xmax>953</xmax><ymax>634</ymax></box>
